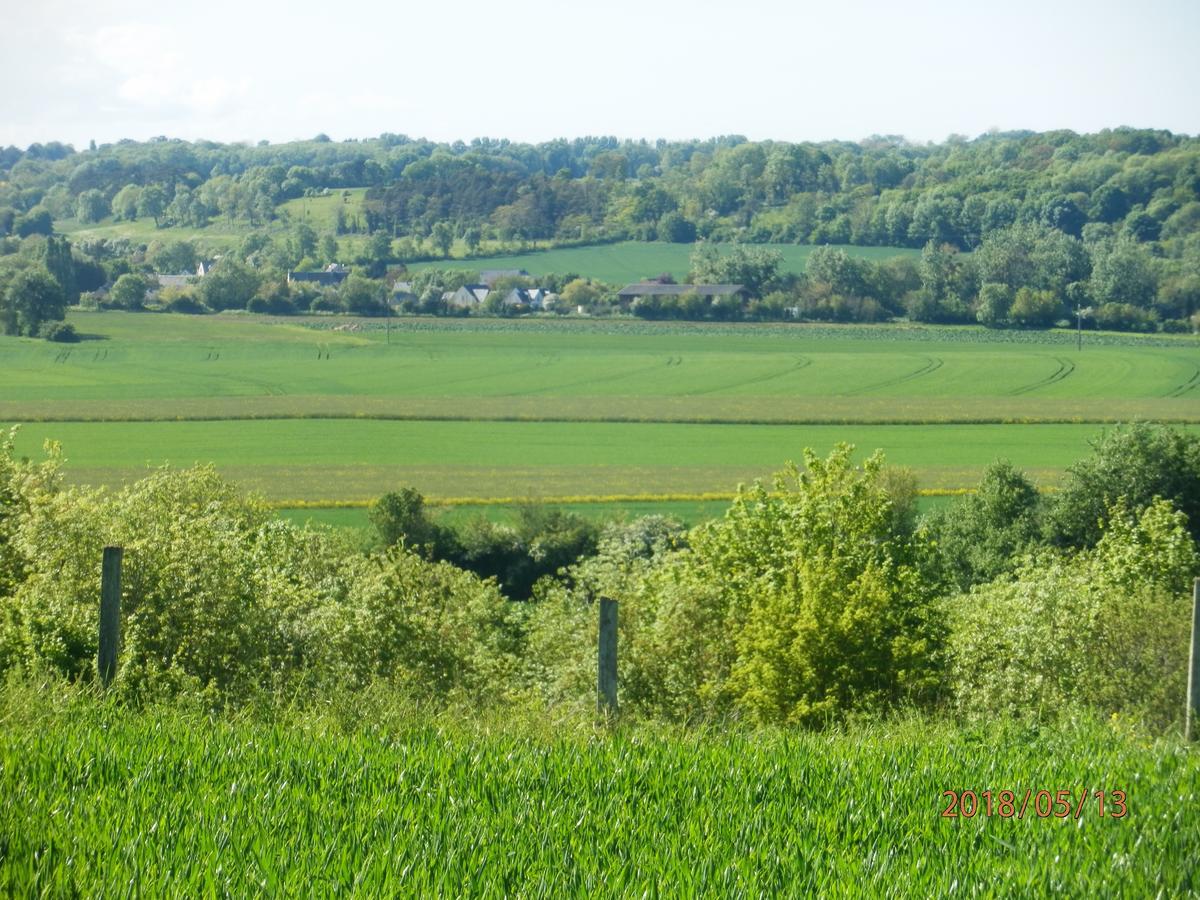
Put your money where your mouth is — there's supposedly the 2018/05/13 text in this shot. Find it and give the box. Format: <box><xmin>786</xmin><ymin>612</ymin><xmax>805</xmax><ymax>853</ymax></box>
<box><xmin>941</xmin><ymin>790</ymin><xmax>1128</xmax><ymax>819</ymax></box>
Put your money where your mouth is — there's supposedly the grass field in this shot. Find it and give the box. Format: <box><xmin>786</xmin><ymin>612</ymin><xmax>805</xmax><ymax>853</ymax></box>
<box><xmin>2</xmin><ymin>700</ymin><xmax>1195</xmax><ymax>896</ymax></box>
<box><xmin>410</xmin><ymin>240</ymin><xmax>922</xmax><ymax>284</ymax></box>
<box><xmin>3</xmin><ymin>311</ymin><xmax>1196</xmax><ymax>506</ymax></box>
<box><xmin>10</xmin><ymin>419</ymin><xmax>1173</xmax><ymax>501</ymax></box>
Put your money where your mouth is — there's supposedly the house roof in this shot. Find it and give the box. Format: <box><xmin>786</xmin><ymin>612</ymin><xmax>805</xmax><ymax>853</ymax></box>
<box><xmin>153</xmin><ymin>274</ymin><xmax>193</xmax><ymax>290</ymax></box>
<box><xmin>617</xmin><ymin>283</ymin><xmax>745</xmax><ymax>297</ymax></box>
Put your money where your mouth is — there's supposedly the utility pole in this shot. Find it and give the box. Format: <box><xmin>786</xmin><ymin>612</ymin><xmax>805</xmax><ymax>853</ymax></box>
<box><xmin>1075</xmin><ymin>305</ymin><xmax>1083</xmax><ymax>352</ymax></box>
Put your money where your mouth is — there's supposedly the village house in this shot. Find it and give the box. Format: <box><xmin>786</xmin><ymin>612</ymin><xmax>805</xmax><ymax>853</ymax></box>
<box><xmin>446</xmin><ymin>284</ymin><xmax>490</xmax><ymax>308</ymax></box>
<box><xmin>287</xmin><ymin>263</ymin><xmax>350</xmax><ymax>287</ymax></box>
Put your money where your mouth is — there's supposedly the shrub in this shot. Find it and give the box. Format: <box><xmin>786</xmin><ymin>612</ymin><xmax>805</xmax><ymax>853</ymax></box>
<box><xmin>924</xmin><ymin>461</ymin><xmax>1043</xmax><ymax>591</ymax></box>
<box><xmin>526</xmin><ymin>447</ymin><xmax>944</xmax><ymax>725</ymax></box>
<box><xmin>39</xmin><ymin>322</ymin><xmax>78</xmax><ymax>342</ymax></box>
<box><xmin>947</xmin><ymin>499</ymin><xmax>1198</xmax><ymax>731</ymax></box>
<box><xmin>1045</xmin><ymin>423</ymin><xmax>1200</xmax><ymax>548</ymax></box>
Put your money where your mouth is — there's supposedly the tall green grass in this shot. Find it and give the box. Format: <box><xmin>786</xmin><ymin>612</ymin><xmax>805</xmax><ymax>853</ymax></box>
<box><xmin>1</xmin><ymin>691</ymin><xmax>1194</xmax><ymax>896</ymax></box>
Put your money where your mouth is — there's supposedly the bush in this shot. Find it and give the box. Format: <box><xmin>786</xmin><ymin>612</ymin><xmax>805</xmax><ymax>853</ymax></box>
<box><xmin>947</xmin><ymin>499</ymin><xmax>1198</xmax><ymax>731</ymax></box>
<box><xmin>1045</xmin><ymin>423</ymin><xmax>1200</xmax><ymax>548</ymax></box>
<box><xmin>0</xmin><ymin>441</ymin><xmax>517</xmax><ymax>706</ymax></box>
<box><xmin>165</xmin><ymin>294</ymin><xmax>208</xmax><ymax>315</ymax></box>
<box><xmin>924</xmin><ymin>461</ymin><xmax>1043</xmax><ymax>591</ymax></box>
<box><xmin>526</xmin><ymin>447</ymin><xmax>944</xmax><ymax>725</ymax></box>
<box><xmin>38</xmin><ymin>322</ymin><xmax>78</xmax><ymax>342</ymax></box>
<box><xmin>1094</xmin><ymin>303</ymin><xmax>1158</xmax><ymax>332</ymax></box>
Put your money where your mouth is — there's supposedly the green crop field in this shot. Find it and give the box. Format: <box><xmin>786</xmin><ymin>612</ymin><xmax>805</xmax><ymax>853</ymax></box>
<box><xmin>10</xmin><ymin>419</ymin><xmax>1183</xmax><ymax>501</ymax></box>
<box><xmin>2</xmin><ymin>702</ymin><xmax>1195</xmax><ymax>896</ymax></box>
<box><xmin>410</xmin><ymin>240</ymin><xmax>922</xmax><ymax>284</ymax></box>
<box><xmin>2</xmin><ymin>311</ymin><xmax>1196</xmax><ymax>506</ymax></box>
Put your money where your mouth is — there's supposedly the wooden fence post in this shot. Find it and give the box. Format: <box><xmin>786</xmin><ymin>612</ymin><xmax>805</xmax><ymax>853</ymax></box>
<box><xmin>598</xmin><ymin>597</ymin><xmax>618</xmax><ymax>717</ymax></box>
<box><xmin>98</xmin><ymin>546</ymin><xmax>123</xmax><ymax>687</ymax></box>
<box><xmin>1187</xmin><ymin>578</ymin><xmax>1200</xmax><ymax>742</ymax></box>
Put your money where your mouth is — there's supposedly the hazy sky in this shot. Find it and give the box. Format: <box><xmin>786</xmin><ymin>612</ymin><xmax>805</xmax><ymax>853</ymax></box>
<box><xmin>2</xmin><ymin>0</ymin><xmax>1198</xmax><ymax>149</ymax></box>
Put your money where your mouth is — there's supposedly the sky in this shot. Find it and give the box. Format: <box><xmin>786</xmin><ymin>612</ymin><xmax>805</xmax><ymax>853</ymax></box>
<box><xmin>2</xmin><ymin>0</ymin><xmax>1198</xmax><ymax>149</ymax></box>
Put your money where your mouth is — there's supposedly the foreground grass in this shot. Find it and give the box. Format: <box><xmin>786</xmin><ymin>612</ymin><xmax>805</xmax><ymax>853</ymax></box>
<box><xmin>1</xmin><ymin>694</ymin><xmax>1195</xmax><ymax>896</ymax></box>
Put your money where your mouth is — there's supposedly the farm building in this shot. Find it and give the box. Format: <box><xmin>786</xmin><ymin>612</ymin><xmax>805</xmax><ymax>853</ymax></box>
<box><xmin>287</xmin><ymin>263</ymin><xmax>350</xmax><ymax>287</ymax></box>
<box><xmin>447</xmin><ymin>284</ymin><xmax>491</xmax><ymax>307</ymax></box>
<box><xmin>500</xmin><ymin>287</ymin><xmax>553</xmax><ymax>309</ymax></box>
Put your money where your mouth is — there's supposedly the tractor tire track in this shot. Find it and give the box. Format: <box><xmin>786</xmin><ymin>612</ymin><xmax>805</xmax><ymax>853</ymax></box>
<box><xmin>844</xmin><ymin>356</ymin><xmax>943</xmax><ymax>396</ymax></box>
<box><xmin>685</xmin><ymin>357</ymin><xmax>812</xmax><ymax>396</ymax></box>
<box><xmin>1009</xmin><ymin>357</ymin><xmax>1075</xmax><ymax>396</ymax></box>
<box><xmin>1166</xmin><ymin>366</ymin><xmax>1200</xmax><ymax>398</ymax></box>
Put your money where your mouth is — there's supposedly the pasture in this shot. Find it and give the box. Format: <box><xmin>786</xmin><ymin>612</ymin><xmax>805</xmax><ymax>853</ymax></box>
<box><xmin>2</xmin><ymin>311</ymin><xmax>1196</xmax><ymax>507</ymax></box>
<box><xmin>408</xmin><ymin>240</ymin><xmax>921</xmax><ymax>284</ymax></box>
<box><xmin>2</xmin><ymin>700</ymin><xmax>1195</xmax><ymax>896</ymax></box>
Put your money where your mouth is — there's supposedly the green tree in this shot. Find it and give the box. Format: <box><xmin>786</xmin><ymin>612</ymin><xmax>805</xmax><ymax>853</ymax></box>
<box><xmin>370</xmin><ymin>488</ymin><xmax>447</xmax><ymax>554</ymax></box>
<box><xmin>111</xmin><ymin>184</ymin><xmax>142</xmax><ymax>221</ymax></box>
<box><xmin>75</xmin><ymin>189</ymin><xmax>109</xmax><ymax>224</ymax></box>
<box><xmin>462</xmin><ymin>225</ymin><xmax>483</xmax><ymax>254</ymax></box>
<box><xmin>137</xmin><ymin>185</ymin><xmax>168</xmax><ymax>227</ymax></box>
<box><xmin>1045</xmin><ymin>424</ymin><xmax>1200</xmax><ymax>548</ymax></box>
<box><xmin>109</xmin><ymin>273</ymin><xmax>152</xmax><ymax>310</ymax></box>
<box><xmin>1008</xmin><ymin>287</ymin><xmax>1062</xmax><ymax>327</ymax></box>
<box><xmin>14</xmin><ymin>207</ymin><xmax>53</xmax><ymax>237</ymax></box>
<box><xmin>2</xmin><ymin>267</ymin><xmax>67</xmax><ymax>336</ymax></box>
<box><xmin>198</xmin><ymin>261</ymin><xmax>260</xmax><ymax>311</ymax></box>
<box><xmin>925</xmin><ymin>461</ymin><xmax>1043</xmax><ymax>591</ymax></box>
<box><xmin>431</xmin><ymin>222</ymin><xmax>454</xmax><ymax>258</ymax></box>
<box><xmin>975</xmin><ymin>282</ymin><xmax>1012</xmax><ymax>326</ymax></box>
<box><xmin>338</xmin><ymin>274</ymin><xmax>388</xmax><ymax>315</ymax></box>
<box><xmin>37</xmin><ymin>235</ymin><xmax>78</xmax><ymax>305</ymax></box>
<box><xmin>318</xmin><ymin>234</ymin><xmax>339</xmax><ymax>265</ymax></box>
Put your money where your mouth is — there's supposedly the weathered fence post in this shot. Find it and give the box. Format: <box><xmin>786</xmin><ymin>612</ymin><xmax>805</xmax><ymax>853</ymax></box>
<box><xmin>98</xmin><ymin>546</ymin><xmax>123</xmax><ymax>687</ymax></box>
<box><xmin>598</xmin><ymin>597</ymin><xmax>618</xmax><ymax>717</ymax></box>
<box><xmin>1187</xmin><ymin>578</ymin><xmax>1200</xmax><ymax>742</ymax></box>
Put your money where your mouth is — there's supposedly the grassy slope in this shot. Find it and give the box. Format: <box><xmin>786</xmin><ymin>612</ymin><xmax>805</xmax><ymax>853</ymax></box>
<box><xmin>408</xmin><ymin>240</ymin><xmax>921</xmax><ymax>284</ymax></box>
<box><xmin>2</xmin><ymin>706</ymin><xmax>1194</xmax><ymax>896</ymax></box>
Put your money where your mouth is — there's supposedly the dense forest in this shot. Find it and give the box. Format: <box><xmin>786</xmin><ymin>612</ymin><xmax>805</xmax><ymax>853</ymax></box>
<box><xmin>2</xmin><ymin>129</ymin><xmax>1200</xmax><ymax>332</ymax></box>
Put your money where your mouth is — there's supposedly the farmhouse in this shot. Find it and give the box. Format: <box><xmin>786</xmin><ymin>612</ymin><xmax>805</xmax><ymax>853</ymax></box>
<box><xmin>287</xmin><ymin>263</ymin><xmax>350</xmax><ymax>287</ymax></box>
<box><xmin>447</xmin><ymin>284</ymin><xmax>490</xmax><ymax>307</ymax></box>
<box><xmin>617</xmin><ymin>283</ymin><xmax>747</xmax><ymax>303</ymax></box>
<box><xmin>499</xmin><ymin>287</ymin><xmax>553</xmax><ymax>309</ymax></box>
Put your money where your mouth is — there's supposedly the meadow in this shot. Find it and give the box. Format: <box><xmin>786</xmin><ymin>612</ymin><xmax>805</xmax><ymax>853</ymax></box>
<box><xmin>2</xmin><ymin>695</ymin><xmax>1195</xmax><ymax>897</ymax></box>
<box><xmin>2</xmin><ymin>311</ymin><xmax>1196</xmax><ymax>507</ymax></box>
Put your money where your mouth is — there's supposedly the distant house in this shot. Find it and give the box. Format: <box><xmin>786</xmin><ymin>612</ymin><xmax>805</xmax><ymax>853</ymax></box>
<box><xmin>288</xmin><ymin>263</ymin><xmax>350</xmax><ymax>287</ymax></box>
<box><xmin>390</xmin><ymin>281</ymin><xmax>416</xmax><ymax>305</ymax></box>
<box><xmin>617</xmin><ymin>283</ymin><xmax>747</xmax><ymax>304</ymax></box>
<box><xmin>500</xmin><ymin>286</ymin><xmax>552</xmax><ymax>309</ymax></box>
<box><xmin>196</xmin><ymin>259</ymin><xmax>218</xmax><ymax>277</ymax></box>
<box><xmin>480</xmin><ymin>269</ymin><xmax>530</xmax><ymax>287</ymax></box>
<box><xmin>153</xmin><ymin>274</ymin><xmax>193</xmax><ymax>291</ymax></box>
<box><xmin>447</xmin><ymin>284</ymin><xmax>490</xmax><ymax>307</ymax></box>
